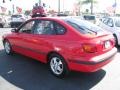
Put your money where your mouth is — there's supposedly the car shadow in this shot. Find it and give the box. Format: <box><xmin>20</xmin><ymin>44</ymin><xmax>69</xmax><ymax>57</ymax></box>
<box><xmin>0</xmin><ymin>50</ymin><xmax>106</xmax><ymax>90</ymax></box>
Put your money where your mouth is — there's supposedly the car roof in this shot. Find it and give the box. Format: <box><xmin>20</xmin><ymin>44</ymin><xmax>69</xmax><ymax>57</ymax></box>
<box><xmin>30</xmin><ymin>17</ymin><xmax>96</xmax><ymax>27</ymax></box>
<box><xmin>32</xmin><ymin>16</ymin><xmax>88</xmax><ymax>21</ymax></box>
<box><xmin>30</xmin><ymin>17</ymin><xmax>73</xmax><ymax>21</ymax></box>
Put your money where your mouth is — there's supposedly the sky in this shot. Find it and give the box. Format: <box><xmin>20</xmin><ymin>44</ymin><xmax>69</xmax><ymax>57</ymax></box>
<box><xmin>0</xmin><ymin>0</ymin><xmax>120</xmax><ymax>13</ymax></box>
<box><xmin>0</xmin><ymin>0</ymin><xmax>75</xmax><ymax>11</ymax></box>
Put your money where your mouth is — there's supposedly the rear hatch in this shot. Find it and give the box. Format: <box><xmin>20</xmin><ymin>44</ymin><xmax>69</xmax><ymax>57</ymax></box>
<box><xmin>65</xmin><ymin>18</ymin><xmax>115</xmax><ymax>54</ymax></box>
<box><xmin>83</xmin><ymin>31</ymin><xmax>115</xmax><ymax>55</ymax></box>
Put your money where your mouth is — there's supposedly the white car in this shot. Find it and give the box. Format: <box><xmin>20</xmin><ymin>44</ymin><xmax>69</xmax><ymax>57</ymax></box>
<box><xmin>10</xmin><ymin>14</ymin><xmax>26</xmax><ymax>28</ymax></box>
<box><xmin>0</xmin><ymin>16</ymin><xmax>5</xmax><ymax>28</ymax></box>
<box><xmin>99</xmin><ymin>17</ymin><xmax>120</xmax><ymax>46</ymax></box>
<box><xmin>4</xmin><ymin>16</ymin><xmax>11</xmax><ymax>28</ymax></box>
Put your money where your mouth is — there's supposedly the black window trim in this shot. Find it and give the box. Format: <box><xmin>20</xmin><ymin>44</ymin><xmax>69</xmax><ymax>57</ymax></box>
<box><xmin>53</xmin><ymin>21</ymin><xmax>67</xmax><ymax>35</ymax></box>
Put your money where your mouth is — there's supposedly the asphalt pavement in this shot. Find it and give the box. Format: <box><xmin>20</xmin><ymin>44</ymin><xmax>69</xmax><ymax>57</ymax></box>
<box><xmin>0</xmin><ymin>28</ymin><xmax>120</xmax><ymax>90</ymax></box>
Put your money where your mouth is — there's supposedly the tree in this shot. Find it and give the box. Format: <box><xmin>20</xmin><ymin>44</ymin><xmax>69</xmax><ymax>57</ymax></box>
<box><xmin>3</xmin><ymin>0</ymin><xmax>12</xmax><ymax>3</ymax></box>
<box><xmin>77</xmin><ymin>0</ymin><xmax>97</xmax><ymax>14</ymax></box>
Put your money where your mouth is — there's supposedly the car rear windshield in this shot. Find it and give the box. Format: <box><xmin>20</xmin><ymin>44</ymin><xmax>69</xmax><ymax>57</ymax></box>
<box><xmin>64</xmin><ymin>18</ymin><xmax>104</xmax><ymax>35</ymax></box>
<box><xmin>12</xmin><ymin>15</ymin><xmax>22</xmax><ymax>18</ymax></box>
<box><xmin>83</xmin><ymin>15</ymin><xmax>95</xmax><ymax>20</ymax></box>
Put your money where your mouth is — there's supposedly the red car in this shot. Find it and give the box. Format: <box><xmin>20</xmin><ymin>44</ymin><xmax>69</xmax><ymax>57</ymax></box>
<box><xmin>2</xmin><ymin>17</ymin><xmax>117</xmax><ymax>78</ymax></box>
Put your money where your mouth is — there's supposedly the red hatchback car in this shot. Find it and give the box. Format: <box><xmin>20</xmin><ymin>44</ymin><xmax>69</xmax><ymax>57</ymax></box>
<box><xmin>2</xmin><ymin>17</ymin><xmax>117</xmax><ymax>78</ymax></box>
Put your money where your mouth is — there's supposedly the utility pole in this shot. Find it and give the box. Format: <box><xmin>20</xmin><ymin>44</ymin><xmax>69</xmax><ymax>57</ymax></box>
<box><xmin>91</xmin><ymin>0</ymin><xmax>93</xmax><ymax>14</ymax></box>
<box><xmin>114</xmin><ymin>0</ymin><xmax>117</xmax><ymax>16</ymax></box>
<box><xmin>58</xmin><ymin>0</ymin><xmax>60</xmax><ymax>13</ymax></box>
<box><xmin>63</xmin><ymin>0</ymin><xmax>65</xmax><ymax>13</ymax></box>
<box><xmin>39</xmin><ymin>0</ymin><xmax>41</xmax><ymax>6</ymax></box>
<box><xmin>12</xmin><ymin>4</ymin><xmax>14</xmax><ymax>14</ymax></box>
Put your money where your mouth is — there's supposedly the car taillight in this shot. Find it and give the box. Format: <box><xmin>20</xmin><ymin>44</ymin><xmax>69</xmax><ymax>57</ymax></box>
<box><xmin>82</xmin><ymin>44</ymin><xmax>97</xmax><ymax>53</ymax></box>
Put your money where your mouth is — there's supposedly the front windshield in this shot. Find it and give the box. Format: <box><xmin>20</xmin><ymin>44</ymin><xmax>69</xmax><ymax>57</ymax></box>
<box><xmin>115</xmin><ymin>19</ymin><xmax>120</xmax><ymax>27</ymax></box>
<box><xmin>65</xmin><ymin>18</ymin><xmax>104</xmax><ymax>35</ymax></box>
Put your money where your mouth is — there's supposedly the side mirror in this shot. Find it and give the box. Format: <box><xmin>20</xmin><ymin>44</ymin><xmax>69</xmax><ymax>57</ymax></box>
<box><xmin>11</xmin><ymin>28</ymin><xmax>18</xmax><ymax>33</ymax></box>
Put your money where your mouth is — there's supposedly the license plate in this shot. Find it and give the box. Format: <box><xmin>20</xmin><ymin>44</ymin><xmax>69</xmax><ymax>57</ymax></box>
<box><xmin>104</xmin><ymin>41</ymin><xmax>111</xmax><ymax>49</ymax></box>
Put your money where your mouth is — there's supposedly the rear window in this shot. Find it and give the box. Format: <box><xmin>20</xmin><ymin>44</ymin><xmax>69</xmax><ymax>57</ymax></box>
<box><xmin>65</xmin><ymin>18</ymin><xmax>103</xmax><ymax>35</ymax></box>
<box><xmin>12</xmin><ymin>15</ymin><xmax>22</xmax><ymax>18</ymax></box>
<box><xmin>83</xmin><ymin>15</ymin><xmax>95</xmax><ymax>20</ymax></box>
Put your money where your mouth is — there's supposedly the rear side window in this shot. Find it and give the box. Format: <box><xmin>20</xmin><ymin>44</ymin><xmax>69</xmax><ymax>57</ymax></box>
<box><xmin>34</xmin><ymin>20</ymin><xmax>55</xmax><ymax>35</ymax></box>
<box><xmin>54</xmin><ymin>22</ymin><xmax>66</xmax><ymax>35</ymax></box>
<box><xmin>103</xmin><ymin>18</ymin><xmax>109</xmax><ymax>25</ymax></box>
<box><xmin>107</xmin><ymin>18</ymin><xmax>114</xmax><ymax>27</ymax></box>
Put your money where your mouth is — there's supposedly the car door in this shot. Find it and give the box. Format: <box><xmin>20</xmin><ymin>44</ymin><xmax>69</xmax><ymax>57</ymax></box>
<box><xmin>12</xmin><ymin>20</ymin><xmax>37</xmax><ymax>56</ymax></box>
<box><xmin>29</xmin><ymin>19</ymin><xmax>66</xmax><ymax>63</ymax></box>
<box><xmin>28</xmin><ymin>19</ymin><xmax>57</xmax><ymax>62</ymax></box>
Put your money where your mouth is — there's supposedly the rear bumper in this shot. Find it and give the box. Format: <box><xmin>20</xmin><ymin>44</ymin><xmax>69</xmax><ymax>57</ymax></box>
<box><xmin>68</xmin><ymin>47</ymin><xmax>117</xmax><ymax>72</ymax></box>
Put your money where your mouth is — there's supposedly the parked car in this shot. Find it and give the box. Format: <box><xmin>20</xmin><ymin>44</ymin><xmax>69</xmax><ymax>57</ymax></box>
<box><xmin>0</xmin><ymin>16</ymin><xmax>5</xmax><ymax>28</ymax></box>
<box><xmin>99</xmin><ymin>17</ymin><xmax>120</xmax><ymax>46</ymax></box>
<box><xmin>4</xmin><ymin>16</ymin><xmax>11</xmax><ymax>28</ymax></box>
<box><xmin>2</xmin><ymin>17</ymin><xmax>117</xmax><ymax>78</ymax></box>
<box><xmin>10</xmin><ymin>14</ymin><xmax>26</xmax><ymax>28</ymax></box>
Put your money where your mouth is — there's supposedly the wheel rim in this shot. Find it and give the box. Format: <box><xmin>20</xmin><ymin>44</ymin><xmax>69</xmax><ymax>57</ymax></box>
<box><xmin>4</xmin><ymin>41</ymin><xmax>11</xmax><ymax>54</ymax></box>
<box><xmin>50</xmin><ymin>57</ymin><xmax>63</xmax><ymax>75</ymax></box>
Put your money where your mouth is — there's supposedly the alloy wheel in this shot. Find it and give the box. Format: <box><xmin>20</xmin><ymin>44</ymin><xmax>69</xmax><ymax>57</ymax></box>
<box><xmin>50</xmin><ymin>57</ymin><xmax>63</xmax><ymax>75</ymax></box>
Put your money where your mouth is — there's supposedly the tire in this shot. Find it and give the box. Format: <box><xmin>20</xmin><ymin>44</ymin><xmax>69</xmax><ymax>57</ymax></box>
<box><xmin>113</xmin><ymin>35</ymin><xmax>118</xmax><ymax>46</ymax></box>
<box><xmin>48</xmin><ymin>54</ymin><xmax>69</xmax><ymax>78</ymax></box>
<box><xmin>4</xmin><ymin>40</ymin><xmax>13</xmax><ymax>55</ymax></box>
